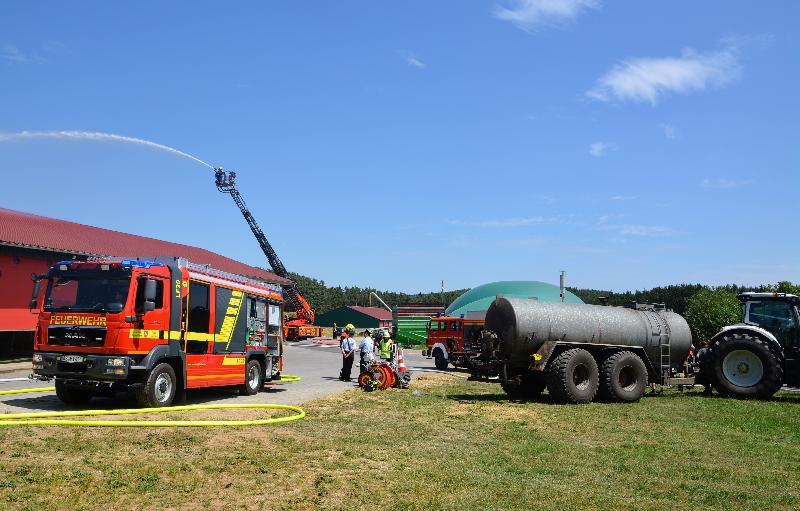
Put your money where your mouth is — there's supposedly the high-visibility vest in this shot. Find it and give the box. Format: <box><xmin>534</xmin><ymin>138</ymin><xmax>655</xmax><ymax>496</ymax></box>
<box><xmin>379</xmin><ymin>339</ymin><xmax>392</xmax><ymax>359</ymax></box>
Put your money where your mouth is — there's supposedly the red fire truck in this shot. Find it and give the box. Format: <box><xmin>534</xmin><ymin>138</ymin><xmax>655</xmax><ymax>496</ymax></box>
<box><xmin>30</xmin><ymin>257</ymin><xmax>285</xmax><ymax>407</ymax></box>
<box><xmin>425</xmin><ymin>316</ymin><xmax>484</xmax><ymax>370</ymax></box>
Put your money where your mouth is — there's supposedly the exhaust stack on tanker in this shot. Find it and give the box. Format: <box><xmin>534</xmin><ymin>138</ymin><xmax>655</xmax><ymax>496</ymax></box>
<box><xmin>471</xmin><ymin>297</ymin><xmax>695</xmax><ymax>403</ymax></box>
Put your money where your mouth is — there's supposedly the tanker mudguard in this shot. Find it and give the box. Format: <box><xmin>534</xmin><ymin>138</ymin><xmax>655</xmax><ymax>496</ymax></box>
<box><xmin>710</xmin><ymin>324</ymin><xmax>784</xmax><ymax>358</ymax></box>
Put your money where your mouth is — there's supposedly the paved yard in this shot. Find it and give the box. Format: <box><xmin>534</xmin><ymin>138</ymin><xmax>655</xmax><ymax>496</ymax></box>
<box><xmin>0</xmin><ymin>341</ymin><xmax>441</xmax><ymax>412</ymax></box>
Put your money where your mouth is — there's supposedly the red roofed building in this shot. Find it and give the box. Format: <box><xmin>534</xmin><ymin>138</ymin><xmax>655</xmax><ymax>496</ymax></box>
<box><xmin>313</xmin><ymin>305</ymin><xmax>393</xmax><ymax>329</ymax></box>
<box><xmin>0</xmin><ymin>207</ymin><xmax>288</xmax><ymax>356</ymax></box>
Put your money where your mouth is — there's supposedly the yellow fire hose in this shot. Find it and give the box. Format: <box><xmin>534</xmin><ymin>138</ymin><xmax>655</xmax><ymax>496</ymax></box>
<box><xmin>0</xmin><ymin>375</ymin><xmax>304</xmax><ymax>427</ymax></box>
<box><xmin>0</xmin><ymin>387</ymin><xmax>55</xmax><ymax>396</ymax></box>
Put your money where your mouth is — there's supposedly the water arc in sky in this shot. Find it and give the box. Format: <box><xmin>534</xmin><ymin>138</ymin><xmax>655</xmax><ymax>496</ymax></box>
<box><xmin>0</xmin><ymin>130</ymin><xmax>213</xmax><ymax>169</ymax></box>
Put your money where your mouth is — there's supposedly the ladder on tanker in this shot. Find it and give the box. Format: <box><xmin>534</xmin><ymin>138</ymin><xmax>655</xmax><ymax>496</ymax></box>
<box><xmin>660</xmin><ymin>334</ymin><xmax>671</xmax><ymax>385</ymax></box>
<box><xmin>659</xmin><ymin>308</ymin><xmax>673</xmax><ymax>385</ymax></box>
<box><xmin>659</xmin><ymin>314</ymin><xmax>695</xmax><ymax>388</ymax></box>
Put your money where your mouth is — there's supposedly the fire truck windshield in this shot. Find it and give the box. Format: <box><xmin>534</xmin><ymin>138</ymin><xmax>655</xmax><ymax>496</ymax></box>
<box><xmin>44</xmin><ymin>272</ymin><xmax>132</xmax><ymax>313</ymax></box>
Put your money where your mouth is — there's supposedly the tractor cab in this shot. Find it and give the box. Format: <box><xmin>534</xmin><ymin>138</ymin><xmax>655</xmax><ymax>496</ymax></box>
<box><xmin>739</xmin><ymin>293</ymin><xmax>800</xmax><ymax>352</ymax></box>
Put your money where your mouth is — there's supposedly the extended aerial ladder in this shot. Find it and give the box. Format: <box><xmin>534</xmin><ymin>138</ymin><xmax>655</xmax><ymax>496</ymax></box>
<box><xmin>214</xmin><ymin>168</ymin><xmax>322</xmax><ymax>339</ymax></box>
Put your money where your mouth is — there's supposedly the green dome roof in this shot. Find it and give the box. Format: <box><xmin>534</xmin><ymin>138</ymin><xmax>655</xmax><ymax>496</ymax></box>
<box><xmin>446</xmin><ymin>281</ymin><xmax>583</xmax><ymax>317</ymax></box>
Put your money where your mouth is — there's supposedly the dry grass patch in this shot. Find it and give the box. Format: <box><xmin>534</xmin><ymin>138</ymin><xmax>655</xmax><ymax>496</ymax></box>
<box><xmin>0</xmin><ymin>377</ymin><xmax>798</xmax><ymax>510</ymax></box>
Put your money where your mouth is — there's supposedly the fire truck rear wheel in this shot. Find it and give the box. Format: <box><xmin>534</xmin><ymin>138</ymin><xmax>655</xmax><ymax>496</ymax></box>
<box><xmin>434</xmin><ymin>350</ymin><xmax>449</xmax><ymax>370</ymax></box>
<box><xmin>240</xmin><ymin>360</ymin><xmax>262</xmax><ymax>396</ymax></box>
<box><xmin>55</xmin><ymin>379</ymin><xmax>92</xmax><ymax>405</ymax></box>
<box><xmin>136</xmin><ymin>363</ymin><xmax>177</xmax><ymax>408</ymax></box>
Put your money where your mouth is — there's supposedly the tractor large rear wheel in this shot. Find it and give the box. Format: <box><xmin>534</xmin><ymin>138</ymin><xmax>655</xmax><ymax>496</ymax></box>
<box><xmin>710</xmin><ymin>332</ymin><xmax>783</xmax><ymax>399</ymax></box>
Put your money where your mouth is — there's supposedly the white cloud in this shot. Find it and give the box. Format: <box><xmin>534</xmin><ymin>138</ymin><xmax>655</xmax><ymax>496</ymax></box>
<box><xmin>616</xmin><ymin>224</ymin><xmax>676</xmax><ymax>236</ymax></box>
<box><xmin>598</xmin><ymin>216</ymin><xmax>677</xmax><ymax>237</ymax></box>
<box><xmin>406</xmin><ymin>55</ymin><xmax>426</xmax><ymax>68</ymax></box>
<box><xmin>659</xmin><ymin>123</ymin><xmax>677</xmax><ymax>139</ymax></box>
<box><xmin>1</xmin><ymin>44</ymin><xmax>45</xmax><ymax>63</ymax></box>
<box><xmin>590</xmin><ymin>141</ymin><xmax>617</xmax><ymax>157</ymax></box>
<box><xmin>587</xmin><ymin>46</ymin><xmax>740</xmax><ymax>104</ymax></box>
<box><xmin>602</xmin><ymin>223</ymin><xmax>677</xmax><ymax>237</ymax></box>
<box><xmin>449</xmin><ymin>217</ymin><xmax>554</xmax><ymax>228</ymax></box>
<box><xmin>701</xmin><ymin>178</ymin><xmax>754</xmax><ymax>189</ymax></box>
<box><xmin>499</xmin><ymin>237</ymin><xmax>549</xmax><ymax>248</ymax></box>
<box><xmin>494</xmin><ymin>0</ymin><xmax>600</xmax><ymax>31</ymax></box>
<box><xmin>610</xmin><ymin>195</ymin><xmax>636</xmax><ymax>201</ymax></box>
<box><xmin>398</xmin><ymin>50</ymin><xmax>426</xmax><ymax>69</ymax></box>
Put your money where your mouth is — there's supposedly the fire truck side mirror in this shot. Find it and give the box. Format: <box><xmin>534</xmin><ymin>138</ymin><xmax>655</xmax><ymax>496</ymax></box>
<box><xmin>142</xmin><ymin>279</ymin><xmax>157</xmax><ymax>312</ymax></box>
<box><xmin>29</xmin><ymin>274</ymin><xmax>45</xmax><ymax>311</ymax></box>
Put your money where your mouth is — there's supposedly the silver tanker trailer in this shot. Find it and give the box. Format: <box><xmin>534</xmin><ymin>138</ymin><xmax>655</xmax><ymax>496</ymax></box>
<box><xmin>471</xmin><ymin>297</ymin><xmax>695</xmax><ymax>403</ymax></box>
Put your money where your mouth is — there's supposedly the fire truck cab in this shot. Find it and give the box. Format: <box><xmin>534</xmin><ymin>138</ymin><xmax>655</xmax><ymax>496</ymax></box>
<box><xmin>425</xmin><ymin>316</ymin><xmax>484</xmax><ymax>370</ymax></box>
<box><xmin>30</xmin><ymin>257</ymin><xmax>285</xmax><ymax>407</ymax></box>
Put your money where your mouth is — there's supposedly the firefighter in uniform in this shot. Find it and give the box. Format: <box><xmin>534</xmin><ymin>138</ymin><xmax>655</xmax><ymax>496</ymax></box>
<box><xmin>696</xmin><ymin>341</ymin><xmax>713</xmax><ymax>395</ymax></box>
<box><xmin>339</xmin><ymin>324</ymin><xmax>356</xmax><ymax>381</ymax></box>
<box><xmin>379</xmin><ymin>330</ymin><xmax>394</xmax><ymax>362</ymax></box>
<box><xmin>359</xmin><ymin>329</ymin><xmax>374</xmax><ymax>374</ymax></box>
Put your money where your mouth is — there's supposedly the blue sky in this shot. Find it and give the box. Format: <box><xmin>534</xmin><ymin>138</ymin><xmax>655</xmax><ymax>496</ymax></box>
<box><xmin>1</xmin><ymin>1</ymin><xmax>798</xmax><ymax>293</ymax></box>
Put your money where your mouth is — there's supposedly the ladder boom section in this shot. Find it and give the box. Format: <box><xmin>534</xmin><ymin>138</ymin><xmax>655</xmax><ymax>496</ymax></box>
<box><xmin>215</xmin><ymin>168</ymin><xmax>315</xmax><ymax>324</ymax></box>
<box><xmin>227</xmin><ymin>187</ymin><xmax>288</xmax><ymax>277</ymax></box>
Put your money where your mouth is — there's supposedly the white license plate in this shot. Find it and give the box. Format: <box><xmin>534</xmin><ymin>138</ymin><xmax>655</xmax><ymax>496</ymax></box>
<box><xmin>61</xmin><ymin>355</ymin><xmax>85</xmax><ymax>363</ymax></box>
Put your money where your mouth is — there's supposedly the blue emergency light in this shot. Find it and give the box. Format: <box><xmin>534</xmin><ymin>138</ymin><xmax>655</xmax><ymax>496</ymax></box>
<box><xmin>120</xmin><ymin>260</ymin><xmax>164</xmax><ymax>269</ymax></box>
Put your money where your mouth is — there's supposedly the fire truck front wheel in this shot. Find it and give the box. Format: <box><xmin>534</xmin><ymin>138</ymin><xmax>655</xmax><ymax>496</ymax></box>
<box><xmin>433</xmin><ymin>349</ymin><xmax>449</xmax><ymax>370</ymax></box>
<box><xmin>55</xmin><ymin>379</ymin><xmax>92</xmax><ymax>405</ymax></box>
<box><xmin>136</xmin><ymin>363</ymin><xmax>177</xmax><ymax>408</ymax></box>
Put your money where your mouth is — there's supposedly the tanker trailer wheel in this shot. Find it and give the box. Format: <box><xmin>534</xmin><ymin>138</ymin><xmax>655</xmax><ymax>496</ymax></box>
<box><xmin>546</xmin><ymin>349</ymin><xmax>599</xmax><ymax>404</ymax></box>
<box><xmin>710</xmin><ymin>333</ymin><xmax>783</xmax><ymax>399</ymax></box>
<box><xmin>433</xmin><ymin>349</ymin><xmax>449</xmax><ymax>370</ymax></box>
<box><xmin>598</xmin><ymin>351</ymin><xmax>648</xmax><ymax>403</ymax></box>
<box><xmin>501</xmin><ymin>372</ymin><xmax>547</xmax><ymax>400</ymax></box>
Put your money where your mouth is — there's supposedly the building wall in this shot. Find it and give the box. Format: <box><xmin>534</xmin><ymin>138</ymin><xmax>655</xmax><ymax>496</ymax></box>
<box><xmin>314</xmin><ymin>307</ymin><xmax>389</xmax><ymax>329</ymax></box>
<box><xmin>0</xmin><ymin>251</ymin><xmax>52</xmax><ymax>331</ymax></box>
<box><xmin>0</xmin><ymin>247</ymin><xmax>71</xmax><ymax>356</ymax></box>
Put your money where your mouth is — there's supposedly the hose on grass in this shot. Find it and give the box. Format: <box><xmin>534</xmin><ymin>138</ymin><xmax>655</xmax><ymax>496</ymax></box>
<box><xmin>0</xmin><ymin>374</ymin><xmax>300</xmax><ymax>396</ymax></box>
<box><xmin>0</xmin><ymin>403</ymin><xmax>305</xmax><ymax>427</ymax></box>
<box><xmin>0</xmin><ymin>376</ymin><xmax>305</xmax><ymax>427</ymax></box>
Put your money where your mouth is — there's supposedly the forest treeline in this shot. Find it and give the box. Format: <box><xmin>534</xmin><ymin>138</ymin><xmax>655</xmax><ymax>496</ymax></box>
<box><xmin>287</xmin><ymin>272</ymin><xmax>466</xmax><ymax>316</ymax></box>
<box><xmin>289</xmin><ymin>273</ymin><xmax>783</xmax><ymax>317</ymax></box>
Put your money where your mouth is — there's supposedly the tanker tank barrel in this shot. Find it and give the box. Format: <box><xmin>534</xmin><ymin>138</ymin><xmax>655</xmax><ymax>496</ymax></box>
<box><xmin>484</xmin><ymin>297</ymin><xmax>692</xmax><ymax>366</ymax></box>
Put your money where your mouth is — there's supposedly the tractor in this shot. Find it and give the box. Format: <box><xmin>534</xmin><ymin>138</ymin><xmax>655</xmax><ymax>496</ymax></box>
<box><xmin>708</xmin><ymin>292</ymin><xmax>800</xmax><ymax>398</ymax></box>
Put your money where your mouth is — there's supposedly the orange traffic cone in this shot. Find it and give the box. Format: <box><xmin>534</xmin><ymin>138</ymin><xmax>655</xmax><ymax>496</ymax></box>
<box><xmin>397</xmin><ymin>349</ymin><xmax>407</xmax><ymax>373</ymax></box>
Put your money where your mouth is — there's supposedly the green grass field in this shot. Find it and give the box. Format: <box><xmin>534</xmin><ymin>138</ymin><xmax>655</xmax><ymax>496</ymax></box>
<box><xmin>1</xmin><ymin>373</ymin><xmax>798</xmax><ymax>510</ymax></box>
